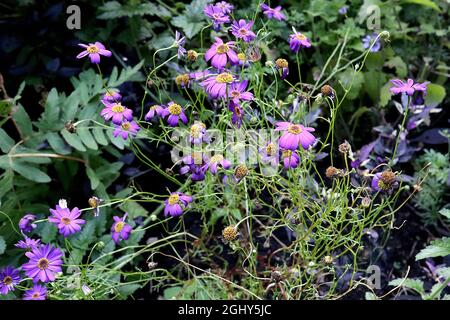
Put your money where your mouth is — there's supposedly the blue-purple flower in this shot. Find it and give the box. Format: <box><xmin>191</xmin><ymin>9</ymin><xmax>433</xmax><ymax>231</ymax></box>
<box><xmin>174</xmin><ymin>31</ymin><xmax>186</xmax><ymax>59</ymax></box>
<box><xmin>203</xmin><ymin>5</ymin><xmax>230</xmax><ymax>31</ymax></box>
<box><xmin>275</xmin><ymin>122</ymin><xmax>316</xmax><ymax>150</ymax></box>
<box><xmin>215</xmin><ymin>1</ymin><xmax>234</xmax><ymax>14</ymax></box>
<box><xmin>111</xmin><ymin>213</ymin><xmax>133</xmax><ymax>244</ymax></box>
<box><xmin>160</xmin><ymin>102</ymin><xmax>188</xmax><ymax>127</ymax></box>
<box><xmin>390</xmin><ymin>79</ymin><xmax>429</xmax><ymax>96</ymax></box>
<box><xmin>19</xmin><ymin>214</ymin><xmax>37</xmax><ymax>233</ymax></box>
<box><xmin>205</xmin><ymin>154</ymin><xmax>231</xmax><ymax>175</ymax></box>
<box><xmin>338</xmin><ymin>6</ymin><xmax>348</xmax><ymax>15</ymax></box>
<box><xmin>113</xmin><ymin>120</ymin><xmax>140</xmax><ymax>140</ymax></box>
<box><xmin>180</xmin><ymin>153</ymin><xmax>208</xmax><ymax>181</ymax></box>
<box><xmin>260</xmin><ymin>3</ymin><xmax>286</xmax><ymax>21</ymax></box>
<box><xmin>201</xmin><ymin>72</ymin><xmax>235</xmax><ymax>99</ymax></box>
<box><xmin>189</xmin><ymin>122</ymin><xmax>208</xmax><ymax>145</ymax></box>
<box><xmin>23</xmin><ymin>284</ymin><xmax>47</xmax><ymax>300</ymax></box>
<box><xmin>231</xmin><ymin>20</ymin><xmax>256</xmax><ymax>42</ymax></box>
<box><xmin>228</xmin><ymin>80</ymin><xmax>254</xmax><ymax>103</ymax></box>
<box><xmin>229</xmin><ymin>100</ymin><xmax>244</xmax><ymax>128</ymax></box>
<box><xmin>76</xmin><ymin>42</ymin><xmax>111</xmax><ymax>64</ymax></box>
<box><xmin>164</xmin><ymin>192</ymin><xmax>193</xmax><ymax>217</ymax></box>
<box><xmin>101</xmin><ymin>89</ymin><xmax>122</xmax><ymax>103</ymax></box>
<box><xmin>362</xmin><ymin>33</ymin><xmax>381</xmax><ymax>52</ymax></box>
<box><xmin>144</xmin><ymin>105</ymin><xmax>164</xmax><ymax>121</ymax></box>
<box><xmin>371</xmin><ymin>171</ymin><xmax>397</xmax><ymax>191</ymax></box>
<box><xmin>101</xmin><ymin>101</ymin><xmax>133</xmax><ymax>125</ymax></box>
<box><xmin>22</xmin><ymin>244</ymin><xmax>63</xmax><ymax>283</ymax></box>
<box><xmin>281</xmin><ymin>149</ymin><xmax>300</xmax><ymax>170</ymax></box>
<box><xmin>15</xmin><ymin>237</ymin><xmax>41</xmax><ymax>250</ymax></box>
<box><xmin>205</xmin><ymin>38</ymin><xmax>239</xmax><ymax>70</ymax></box>
<box><xmin>48</xmin><ymin>200</ymin><xmax>85</xmax><ymax>237</ymax></box>
<box><xmin>289</xmin><ymin>31</ymin><xmax>312</xmax><ymax>53</ymax></box>
<box><xmin>0</xmin><ymin>266</ymin><xmax>21</xmax><ymax>295</ymax></box>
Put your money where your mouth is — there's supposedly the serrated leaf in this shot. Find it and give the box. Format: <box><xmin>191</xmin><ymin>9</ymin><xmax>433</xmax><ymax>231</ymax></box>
<box><xmin>77</xmin><ymin>127</ymin><xmax>98</xmax><ymax>150</ymax></box>
<box><xmin>385</xmin><ymin>56</ymin><xmax>407</xmax><ymax>78</ymax></box>
<box><xmin>71</xmin><ymin>220</ymin><xmax>96</xmax><ymax>250</ymax></box>
<box><xmin>61</xmin><ymin>129</ymin><xmax>87</xmax><ymax>152</ymax></box>
<box><xmin>416</xmin><ymin>237</ymin><xmax>450</xmax><ymax>260</ymax></box>
<box><xmin>120</xmin><ymin>201</ymin><xmax>148</xmax><ymax>219</ymax></box>
<box><xmin>389</xmin><ymin>278</ymin><xmax>425</xmax><ymax>295</ymax></box>
<box><xmin>40</xmin><ymin>222</ymin><xmax>58</xmax><ymax>243</ymax></box>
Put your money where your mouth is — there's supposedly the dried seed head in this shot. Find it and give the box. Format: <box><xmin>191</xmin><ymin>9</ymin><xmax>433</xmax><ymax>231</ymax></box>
<box><xmin>271</xmin><ymin>270</ymin><xmax>283</xmax><ymax>282</ymax></box>
<box><xmin>234</xmin><ymin>164</ymin><xmax>249</xmax><ymax>181</ymax></box>
<box><xmin>275</xmin><ymin>58</ymin><xmax>288</xmax><ymax>69</ymax></box>
<box><xmin>323</xmin><ymin>255</ymin><xmax>333</xmax><ymax>264</ymax></box>
<box><xmin>147</xmin><ymin>262</ymin><xmax>158</xmax><ymax>269</ymax></box>
<box><xmin>380</xmin><ymin>170</ymin><xmax>396</xmax><ymax>186</ymax></box>
<box><xmin>88</xmin><ymin>197</ymin><xmax>99</xmax><ymax>209</ymax></box>
<box><xmin>338</xmin><ymin>140</ymin><xmax>351</xmax><ymax>155</ymax></box>
<box><xmin>187</xmin><ymin>50</ymin><xmax>198</xmax><ymax>62</ymax></box>
<box><xmin>321</xmin><ymin>85</ymin><xmax>334</xmax><ymax>97</ymax></box>
<box><xmin>222</xmin><ymin>226</ymin><xmax>238</xmax><ymax>241</ymax></box>
<box><xmin>64</xmin><ymin>121</ymin><xmax>76</xmax><ymax>133</ymax></box>
<box><xmin>325</xmin><ymin>166</ymin><xmax>343</xmax><ymax>178</ymax></box>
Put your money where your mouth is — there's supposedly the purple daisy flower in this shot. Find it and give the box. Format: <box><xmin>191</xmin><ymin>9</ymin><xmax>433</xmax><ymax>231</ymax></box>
<box><xmin>189</xmin><ymin>122</ymin><xmax>209</xmax><ymax>145</ymax></box>
<box><xmin>201</xmin><ymin>72</ymin><xmax>235</xmax><ymax>99</ymax></box>
<box><xmin>275</xmin><ymin>58</ymin><xmax>289</xmax><ymax>80</ymax></box>
<box><xmin>260</xmin><ymin>3</ymin><xmax>286</xmax><ymax>21</ymax></box>
<box><xmin>237</xmin><ymin>52</ymin><xmax>250</xmax><ymax>68</ymax></box>
<box><xmin>275</xmin><ymin>122</ymin><xmax>316</xmax><ymax>150</ymax></box>
<box><xmin>101</xmin><ymin>89</ymin><xmax>122</xmax><ymax>103</ymax></box>
<box><xmin>228</xmin><ymin>80</ymin><xmax>254</xmax><ymax>103</ymax></box>
<box><xmin>174</xmin><ymin>31</ymin><xmax>186</xmax><ymax>59</ymax></box>
<box><xmin>160</xmin><ymin>102</ymin><xmax>188</xmax><ymax>127</ymax></box>
<box><xmin>205</xmin><ymin>154</ymin><xmax>231</xmax><ymax>175</ymax></box>
<box><xmin>205</xmin><ymin>38</ymin><xmax>239</xmax><ymax>70</ymax></box>
<box><xmin>362</xmin><ymin>33</ymin><xmax>381</xmax><ymax>52</ymax></box>
<box><xmin>189</xmin><ymin>70</ymin><xmax>211</xmax><ymax>81</ymax></box>
<box><xmin>23</xmin><ymin>284</ymin><xmax>47</xmax><ymax>300</ymax></box>
<box><xmin>22</xmin><ymin>244</ymin><xmax>63</xmax><ymax>283</ymax></box>
<box><xmin>15</xmin><ymin>237</ymin><xmax>41</xmax><ymax>250</ymax></box>
<box><xmin>281</xmin><ymin>149</ymin><xmax>300</xmax><ymax>170</ymax></box>
<box><xmin>180</xmin><ymin>153</ymin><xmax>208</xmax><ymax>181</ymax></box>
<box><xmin>76</xmin><ymin>42</ymin><xmax>112</xmax><ymax>64</ymax></box>
<box><xmin>164</xmin><ymin>192</ymin><xmax>193</xmax><ymax>217</ymax></box>
<box><xmin>100</xmin><ymin>101</ymin><xmax>133</xmax><ymax>125</ymax></box>
<box><xmin>289</xmin><ymin>31</ymin><xmax>312</xmax><ymax>53</ymax></box>
<box><xmin>144</xmin><ymin>105</ymin><xmax>164</xmax><ymax>121</ymax></box>
<box><xmin>203</xmin><ymin>5</ymin><xmax>230</xmax><ymax>31</ymax></box>
<box><xmin>371</xmin><ymin>173</ymin><xmax>382</xmax><ymax>191</ymax></box>
<box><xmin>113</xmin><ymin>120</ymin><xmax>140</xmax><ymax>140</ymax></box>
<box><xmin>216</xmin><ymin>1</ymin><xmax>234</xmax><ymax>14</ymax></box>
<box><xmin>19</xmin><ymin>214</ymin><xmax>37</xmax><ymax>233</ymax></box>
<box><xmin>0</xmin><ymin>266</ymin><xmax>21</xmax><ymax>295</ymax></box>
<box><xmin>390</xmin><ymin>79</ymin><xmax>429</xmax><ymax>96</ymax></box>
<box><xmin>48</xmin><ymin>201</ymin><xmax>85</xmax><ymax>237</ymax></box>
<box><xmin>111</xmin><ymin>213</ymin><xmax>133</xmax><ymax>244</ymax></box>
<box><xmin>231</xmin><ymin>19</ymin><xmax>256</xmax><ymax>42</ymax></box>
<box><xmin>229</xmin><ymin>100</ymin><xmax>244</xmax><ymax>128</ymax></box>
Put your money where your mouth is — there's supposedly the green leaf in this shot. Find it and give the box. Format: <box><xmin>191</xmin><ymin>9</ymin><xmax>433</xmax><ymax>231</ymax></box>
<box><xmin>117</xmin><ymin>283</ymin><xmax>142</xmax><ymax>298</ymax></box>
<box><xmin>424</xmin><ymin>83</ymin><xmax>446</xmax><ymax>107</ymax></box>
<box><xmin>0</xmin><ymin>236</ymin><xmax>6</xmax><ymax>256</ymax></box>
<box><xmin>380</xmin><ymin>82</ymin><xmax>392</xmax><ymax>107</ymax></box>
<box><xmin>337</xmin><ymin>69</ymin><xmax>365</xmax><ymax>100</ymax></box>
<box><xmin>389</xmin><ymin>278</ymin><xmax>425</xmax><ymax>295</ymax></box>
<box><xmin>92</xmin><ymin>128</ymin><xmax>108</xmax><ymax>146</ymax></box>
<box><xmin>72</xmin><ymin>220</ymin><xmax>96</xmax><ymax>250</ymax></box>
<box><xmin>416</xmin><ymin>237</ymin><xmax>450</xmax><ymax>260</ymax></box>
<box><xmin>12</xmin><ymin>104</ymin><xmax>33</xmax><ymax>138</ymax></box>
<box><xmin>171</xmin><ymin>0</ymin><xmax>208</xmax><ymax>39</ymax></box>
<box><xmin>46</xmin><ymin>132</ymin><xmax>70</xmax><ymax>155</ymax></box>
<box><xmin>401</xmin><ymin>0</ymin><xmax>442</xmax><ymax>12</ymax></box>
<box><xmin>163</xmin><ymin>286</ymin><xmax>182</xmax><ymax>299</ymax></box>
<box><xmin>385</xmin><ymin>57</ymin><xmax>407</xmax><ymax>78</ymax></box>
<box><xmin>40</xmin><ymin>223</ymin><xmax>58</xmax><ymax>243</ymax></box>
<box><xmin>120</xmin><ymin>201</ymin><xmax>148</xmax><ymax>219</ymax></box>
<box><xmin>440</xmin><ymin>209</ymin><xmax>450</xmax><ymax>220</ymax></box>
<box><xmin>86</xmin><ymin>167</ymin><xmax>100</xmax><ymax>190</ymax></box>
<box><xmin>77</xmin><ymin>127</ymin><xmax>98</xmax><ymax>150</ymax></box>
<box><xmin>38</xmin><ymin>88</ymin><xmax>61</xmax><ymax>130</ymax></box>
<box><xmin>0</xmin><ymin>128</ymin><xmax>15</xmax><ymax>153</ymax></box>
<box><xmin>61</xmin><ymin>129</ymin><xmax>87</xmax><ymax>152</ymax></box>
<box><xmin>10</xmin><ymin>161</ymin><xmax>51</xmax><ymax>183</ymax></box>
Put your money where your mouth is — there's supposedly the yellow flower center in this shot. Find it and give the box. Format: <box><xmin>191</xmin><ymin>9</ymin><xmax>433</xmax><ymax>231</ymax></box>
<box><xmin>275</xmin><ymin>58</ymin><xmax>288</xmax><ymax>68</ymax></box>
<box><xmin>88</xmin><ymin>197</ymin><xmax>98</xmax><ymax>208</ymax></box>
<box><xmin>175</xmin><ymin>74</ymin><xmax>190</xmax><ymax>86</ymax></box>
<box><xmin>121</xmin><ymin>122</ymin><xmax>131</xmax><ymax>130</ymax></box>
<box><xmin>61</xmin><ymin>217</ymin><xmax>71</xmax><ymax>225</ymax></box>
<box><xmin>190</xmin><ymin>123</ymin><xmax>205</xmax><ymax>138</ymax></box>
<box><xmin>111</xmin><ymin>104</ymin><xmax>125</xmax><ymax>113</ymax></box>
<box><xmin>216</xmin><ymin>43</ymin><xmax>230</xmax><ymax>54</ymax></box>
<box><xmin>168</xmin><ymin>104</ymin><xmax>182</xmax><ymax>115</ymax></box>
<box><xmin>87</xmin><ymin>45</ymin><xmax>99</xmax><ymax>54</ymax></box>
<box><xmin>216</xmin><ymin>73</ymin><xmax>233</xmax><ymax>84</ymax></box>
<box><xmin>234</xmin><ymin>164</ymin><xmax>249</xmax><ymax>179</ymax></box>
<box><xmin>237</xmin><ymin>53</ymin><xmax>246</xmax><ymax>61</ymax></box>
<box><xmin>37</xmin><ymin>258</ymin><xmax>49</xmax><ymax>270</ymax></box>
<box><xmin>266</xmin><ymin>143</ymin><xmax>276</xmax><ymax>156</ymax></box>
<box><xmin>114</xmin><ymin>221</ymin><xmax>124</xmax><ymax>233</ymax></box>
<box><xmin>282</xmin><ymin>150</ymin><xmax>293</xmax><ymax>158</ymax></box>
<box><xmin>287</xmin><ymin>124</ymin><xmax>302</xmax><ymax>135</ymax></box>
<box><xmin>3</xmin><ymin>276</ymin><xmax>12</xmax><ymax>286</ymax></box>
<box><xmin>210</xmin><ymin>154</ymin><xmax>224</xmax><ymax>163</ymax></box>
<box><xmin>168</xmin><ymin>194</ymin><xmax>179</xmax><ymax>205</ymax></box>
<box><xmin>295</xmin><ymin>33</ymin><xmax>306</xmax><ymax>40</ymax></box>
